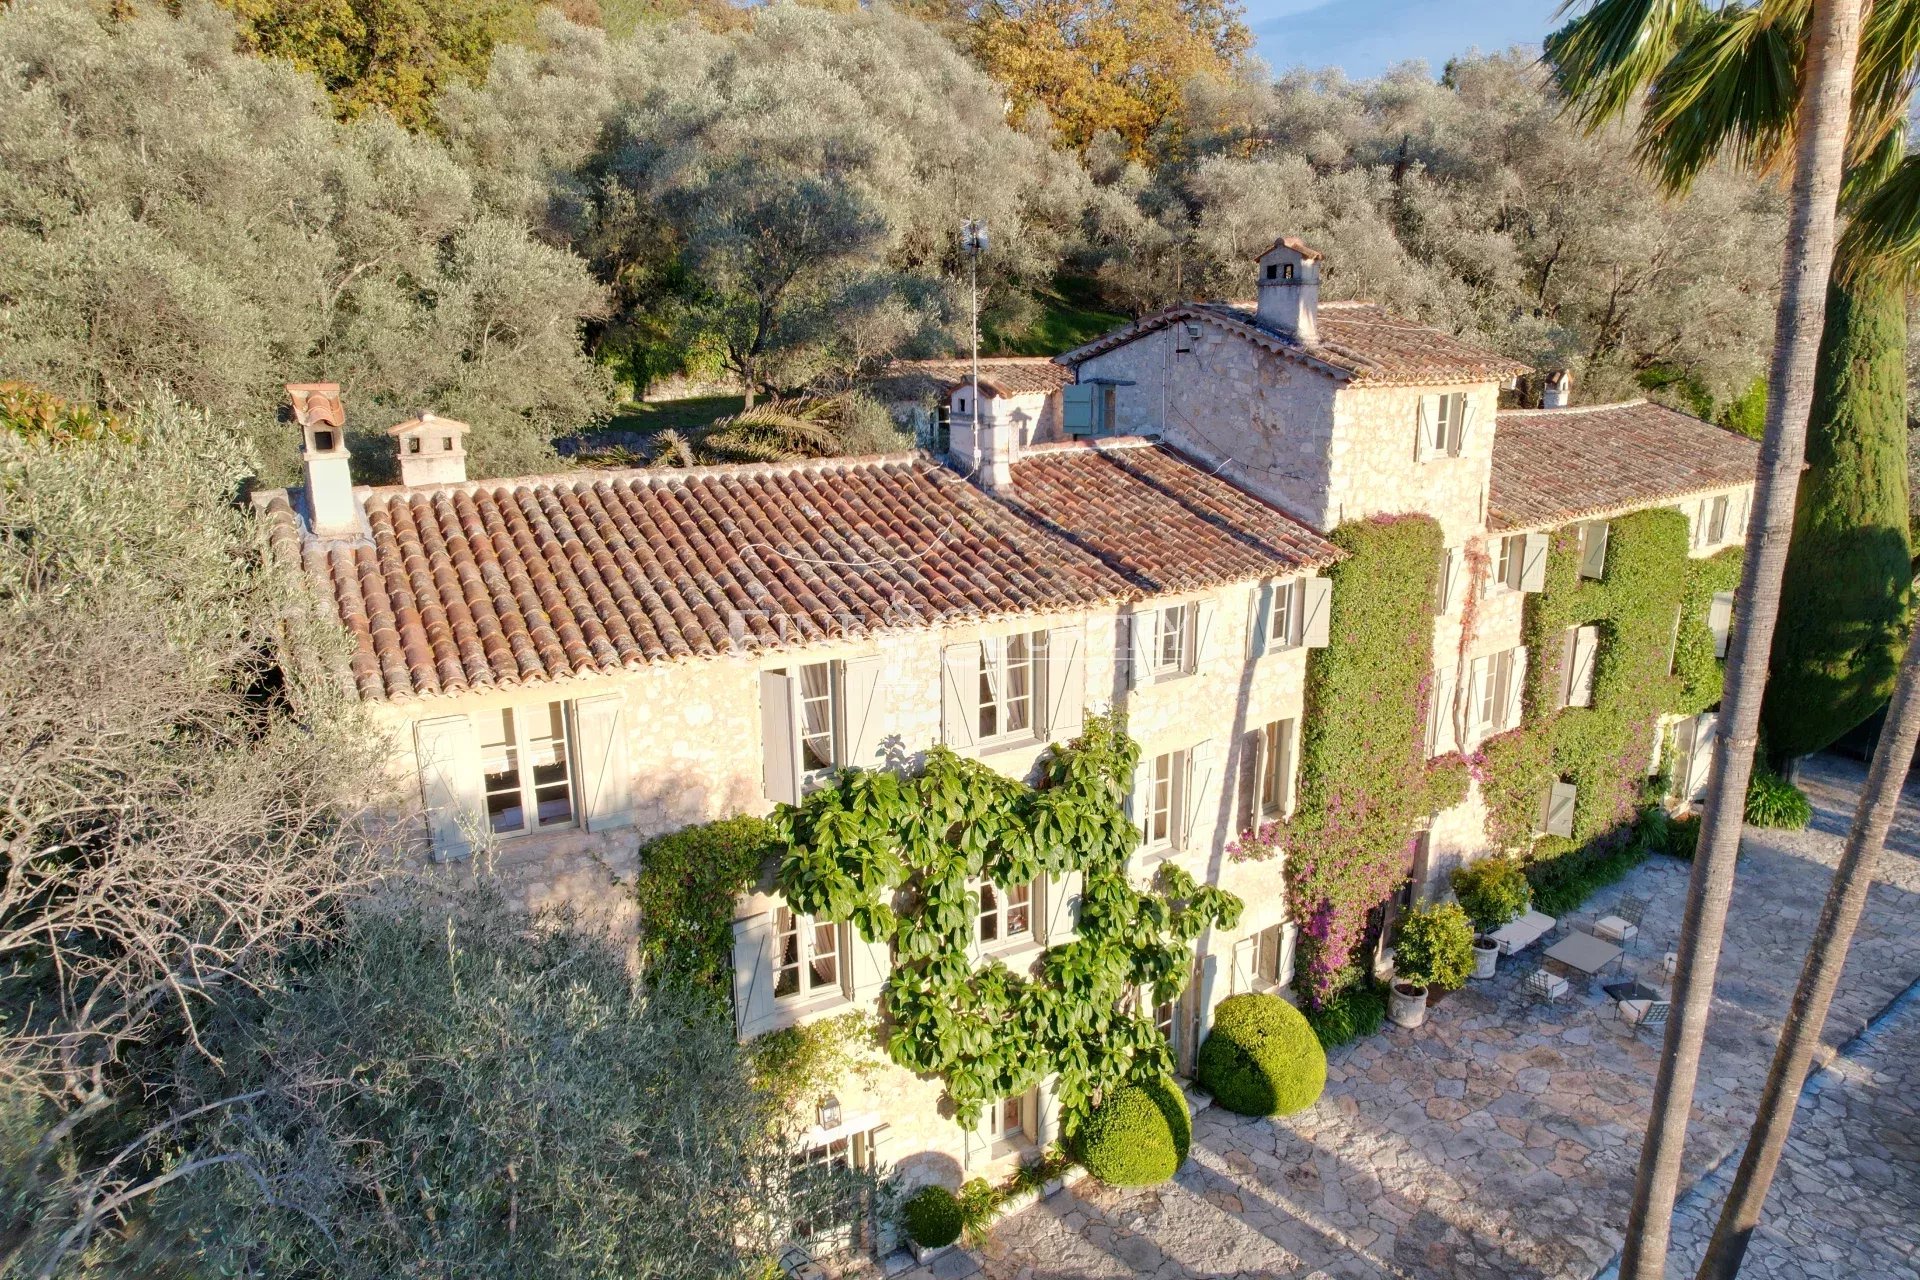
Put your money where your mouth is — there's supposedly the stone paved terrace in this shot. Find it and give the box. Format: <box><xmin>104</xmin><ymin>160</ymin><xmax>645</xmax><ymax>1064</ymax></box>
<box><xmin>967</xmin><ymin>753</ymin><xmax>1920</xmax><ymax>1279</ymax></box>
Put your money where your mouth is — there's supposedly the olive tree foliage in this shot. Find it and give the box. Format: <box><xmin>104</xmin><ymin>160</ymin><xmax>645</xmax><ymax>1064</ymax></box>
<box><xmin>146</xmin><ymin>889</ymin><xmax>860</xmax><ymax>1280</ymax></box>
<box><xmin>0</xmin><ymin>397</ymin><xmax>399</xmax><ymax>1274</ymax></box>
<box><xmin>0</xmin><ymin>0</ymin><xmax>613</xmax><ymax>485</ymax></box>
<box><xmin>440</xmin><ymin>7</ymin><xmax>1093</xmax><ymax>396</ymax></box>
<box><xmin>1088</xmin><ymin>54</ymin><xmax>1784</xmax><ymax>410</ymax></box>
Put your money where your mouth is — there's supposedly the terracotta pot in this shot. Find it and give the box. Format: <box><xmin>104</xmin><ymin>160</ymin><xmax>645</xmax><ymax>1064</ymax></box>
<box><xmin>1389</xmin><ymin>980</ymin><xmax>1429</xmax><ymax>1029</ymax></box>
<box><xmin>1472</xmin><ymin>937</ymin><xmax>1500</xmax><ymax>980</ymax></box>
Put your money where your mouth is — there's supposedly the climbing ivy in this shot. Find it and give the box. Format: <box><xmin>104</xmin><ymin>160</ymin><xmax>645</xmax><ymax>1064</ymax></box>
<box><xmin>1480</xmin><ymin>508</ymin><xmax>1733</xmax><ymax>896</ymax></box>
<box><xmin>772</xmin><ymin>713</ymin><xmax>1241</xmax><ymax>1128</ymax></box>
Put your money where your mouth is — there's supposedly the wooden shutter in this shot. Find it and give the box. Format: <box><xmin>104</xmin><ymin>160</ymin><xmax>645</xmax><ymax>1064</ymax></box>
<box><xmin>731</xmin><ymin>913</ymin><xmax>777</xmax><ymax>1041</ymax></box>
<box><xmin>1710</xmin><ymin>591</ymin><xmax>1735</xmax><ymax>659</ymax></box>
<box><xmin>414</xmin><ymin>714</ymin><xmax>480</xmax><ymax>862</ymax></box>
<box><xmin>1249</xmin><ymin>584</ymin><xmax>1273</xmax><ymax>658</ymax></box>
<box><xmin>1446</xmin><ymin>393</ymin><xmax>1470</xmax><ymax>455</ymax></box>
<box><xmin>1464</xmin><ymin>658</ymin><xmax>1487</xmax><ymax>739</ymax></box>
<box><xmin>1569</xmin><ymin>626</ymin><xmax>1599</xmax><ymax>708</ymax></box>
<box><xmin>1413</xmin><ymin>396</ymin><xmax>1439</xmax><ymax>461</ymax></box>
<box><xmin>1300</xmin><ymin>577</ymin><xmax>1332</xmax><ymax>649</ymax></box>
<box><xmin>1236</xmin><ymin>727</ymin><xmax>1264</xmax><ymax>832</ymax></box>
<box><xmin>848</xmin><ymin>925</ymin><xmax>891</xmax><ymax>1003</ymax></box>
<box><xmin>1274</xmin><ymin>719</ymin><xmax>1297</xmax><ymax>815</ymax></box>
<box><xmin>759</xmin><ymin>670</ymin><xmax>801</xmax><ymax>805</ymax></box>
<box><xmin>1579</xmin><ymin>521</ymin><xmax>1610</xmax><ymax>580</ymax></box>
<box><xmin>1519</xmin><ymin>532</ymin><xmax>1550</xmax><ymax>593</ymax></box>
<box><xmin>941</xmin><ymin>643</ymin><xmax>979</xmax><ymax>747</ymax></box>
<box><xmin>1427</xmin><ymin>666</ymin><xmax>1458</xmax><ymax>756</ymax></box>
<box><xmin>1041</xmin><ymin>869</ymin><xmax>1082</xmax><ymax>945</ymax></box>
<box><xmin>1045</xmin><ymin>624</ymin><xmax>1085</xmax><ymax>740</ymax></box>
<box><xmin>1542</xmin><ymin>780</ymin><xmax>1577</xmax><ymax>837</ymax></box>
<box><xmin>1182</xmin><ymin>741</ymin><xmax>1215</xmax><ymax>850</ymax></box>
<box><xmin>573</xmin><ymin>693</ymin><xmax>632</xmax><ymax>832</ymax></box>
<box><xmin>1127</xmin><ymin>612</ymin><xmax>1155</xmax><ymax>690</ymax></box>
<box><xmin>1229</xmin><ymin>936</ymin><xmax>1258</xmax><ymax>995</ymax></box>
<box><xmin>1688</xmin><ymin>713</ymin><xmax>1719</xmax><ymax>800</ymax></box>
<box><xmin>1500</xmin><ymin>648</ymin><xmax>1527</xmax><ymax>730</ymax></box>
<box><xmin>1062</xmin><ymin>384</ymin><xmax>1096</xmax><ymax>435</ymax></box>
<box><xmin>1128</xmin><ymin>760</ymin><xmax>1149</xmax><ymax>840</ymax></box>
<box><xmin>1437</xmin><ymin>548</ymin><xmax>1458</xmax><ymax>614</ymax></box>
<box><xmin>1192</xmin><ymin>600</ymin><xmax>1217</xmax><ymax>674</ymax></box>
<box><xmin>1273</xmin><ymin>923</ymin><xmax>1298</xmax><ymax>987</ymax></box>
<box><xmin>1033</xmin><ymin>1076</ymin><xmax>1063</xmax><ymax>1147</ymax></box>
<box><xmin>840</xmin><ymin>655</ymin><xmax>886</xmax><ymax>768</ymax></box>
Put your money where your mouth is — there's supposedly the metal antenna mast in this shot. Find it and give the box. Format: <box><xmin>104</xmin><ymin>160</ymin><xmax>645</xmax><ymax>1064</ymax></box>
<box><xmin>962</xmin><ymin>218</ymin><xmax>988</xmax><ymax>443</ymax></box>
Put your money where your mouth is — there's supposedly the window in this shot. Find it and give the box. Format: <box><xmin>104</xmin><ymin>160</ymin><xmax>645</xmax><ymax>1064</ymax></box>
<box><xmin>1062</xmin><ymin>383</ymin><xmax>1116</xmax><ymax>437</ymax></box>
<box><xmin>986</xmin><ymin>1089</ymin><xmax>1035</xmax><ymax>1154</ymax></box>
<box><xmin>1416</xmin><ymin>392</ymin><xmax>1468</xmax><ymax>460</ymax></box>
<box><xmin>1269</xmin><ymin>581</ymin><xmax>1297</xmax><ymax>649</ymax></box>
<box><xmin>1707</xmin><ymin>495</ymin><xmax>1730</xmax><ymax>544</ymax></box>
<box><xmin>798</xmin><ymin>662</ymin><xmax>839</xmax><ymax>772</ymax></box>
<box><xmin>1493</xmin><ymin>532</ymin><xmax>1547</xmax><ymax>593</ymax></box>
<box><xmin>774</xmin><ymin>906</ymin><xmax>840</xmax><ymax>1001</ymax></box>
<box><xmin>977</xmin><ymin>880</ymin><xmax>1033</xmax><ymax>948</ymax></box>
<box><xmin>1254</xmin><ymin>923</ymin><xmax>1292</xmax><ymax>987</ymax></box>
<box><xmin>1142</xmin><ymin>749</ymin><xmax>1186</xmax><ymax>848</ymax></box>
<box><xmin>479</xmin><ymin>702</ymin><xmax>574</xmax><ymax>835</ymax></box>
<box><xmin>1155</xmin><ymin>605</ymin><xmax>1190</xmax><ymax>675</ymax></box>
<box><xmin>1258</xmin><ymin>719</ymin><xmax>1295</xmax><ymax>819</ymax></box>
<box><xmin>406</xmin><ymin>435</ymin><xmax>422</xmax><ymax>455</ymax></box>
<box><xmin>978</xmin><ymin>632</ymin><xmax>1043</xmax><ymax>741</ymax></box>
<box><xmin>788</xmin><ymin>1129</ymin><xmax>879</xmax><ymax>1249</ymax></box>
<box><xmin>1469</xmin><ymin>647</ymin><xmax>1526</xmax><ymax>737</ymax></box>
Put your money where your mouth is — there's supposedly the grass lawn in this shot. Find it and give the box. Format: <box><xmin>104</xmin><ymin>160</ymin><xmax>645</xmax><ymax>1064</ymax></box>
<box><xmin>602</xmin><ymin>394</ymin><xmax>745</xmax><ymax>436</ymax></box>
<box><xmin>986</xmin><ymin>278</ymin><xmax>1128</xmax><ymax>356</ymax></box>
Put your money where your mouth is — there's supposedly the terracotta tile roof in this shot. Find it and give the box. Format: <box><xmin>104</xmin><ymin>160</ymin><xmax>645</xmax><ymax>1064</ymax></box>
<box><xmin>261</xmin><ymin>444</ymin><xmax>1337</xmax><ymax>702</ymax></box>
<box><xmin>1002</xmin><ymin>439</ymin><xmax>1341</xmax><ymax>594</ymax></box>
<box><xmin>876</xmin><ymin>357</ymin><xmax>1074</xmax><ymax>398</ymax></box>
<box><xmin>1056</xmin><ymin>301</ymin><xmax>1531</xmax><ymax>388</ymax></box>
<box><xmin>1489</xmin><ymin>400</ymin><xmax>1761</xmax><ymax>531</ymax></box>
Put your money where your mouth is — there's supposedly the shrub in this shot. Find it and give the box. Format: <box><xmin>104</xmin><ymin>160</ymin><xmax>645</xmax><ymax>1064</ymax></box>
<box><xmin>1662</xmin><ymin>815</ymin><xmax>1702</xmax><ymax>860</ymax></box>
<box><xmin>1391</xmin><ymin>902</ymin><xmax>1475</xmax><ymax>991</ymax></box>
<box><xmin>1526</xmin><ymin>840</ymin><xmax>1650</xmax><ymax>914</ymax></box>
<box><xmin>1450</xmin><ymin>857</ymin><xmax>1530</xmax><ymax>933</ymax></box>
<box><xmin>1746</xmin><ymin>770</ymin><xmax>1813</xmax><ymax>829</ymax></box>
<box><xmin>1075</xmin><ymin>1075</ymin><xmax>1190</xmax><ymax>1186</ymax></box>
<box><xmin>633</xmin><ymin>815</ymin><xmax>776</xmax><ymax>992</ymax></box>
<box><xmin>901</xmin><ymin>1184</ymin><xmax>963</xmax><ymax>1249</ymax></box>
<box><xmin>1302</xmin><ymin>983</ymin><xmax>1386</xmax><ymax>1049</ymax></box>
<box><xmin>1197</xmin><ymin>993</ymin><xmax>1327</xmax><ymax>1117</ymax></box>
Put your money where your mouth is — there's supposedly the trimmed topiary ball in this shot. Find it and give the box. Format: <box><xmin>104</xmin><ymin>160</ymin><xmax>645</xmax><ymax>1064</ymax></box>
<box><xmin>900</xmin><ymin>1184</ymin><xmax>963</xmax><ymax>1248</ymax></box>
<box><xmin>1076</xmin><ymin>1074</ymin><xmax>1191</xmax><ymax>1186</ymax></box>
<box><xmin>1197</xmin><ymin>992</ymin><xmax>1328</xmax><ymax>1117</ymax></box>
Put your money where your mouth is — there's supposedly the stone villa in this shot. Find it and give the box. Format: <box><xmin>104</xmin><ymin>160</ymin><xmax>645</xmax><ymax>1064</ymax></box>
<box><xmin>259</xmin><ymin>236</ymin><xmax>1759</xmax><ymax>1201</ymax></box>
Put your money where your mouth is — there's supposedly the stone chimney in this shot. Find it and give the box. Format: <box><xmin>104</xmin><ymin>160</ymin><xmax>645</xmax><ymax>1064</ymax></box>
<box><xmin>288</xmin><ymin>382</ymin><xmax>358</xmax><ymax>538</ymax></box>
<box><xmin>1542</xmin><ymin>370</ymin><xmax>1573</xmax><ymax>408</ymax></box>
<box><xmin>950</xmin><ymin>378</ymin><xmax>1015</xmax><ymax>493</ymax></box>
<box><xmin>388</xmin><ymin>411</ymin><xmax>470</xmax><ymax>487</ymax></box>
<box><xmin>1255</xmin><ymin>236</ymin><xmax>1323</xmax><ymax>343</ymax></box>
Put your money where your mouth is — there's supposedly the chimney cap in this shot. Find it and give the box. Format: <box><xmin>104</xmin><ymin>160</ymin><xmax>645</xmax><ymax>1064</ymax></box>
<box><xmin>386</xmin><ymin>411</ymin><xmax>472</xmax><ymax>438</ymax></box>
<box><xmin>1258</xmin><ymin>235</ymin><xmax>1324</xmax><ymax>262</ymax></box>
<box><xmin>286</xmin><ymin>382</ymin><xmax>344</xmax><ymax>429</ymax></box>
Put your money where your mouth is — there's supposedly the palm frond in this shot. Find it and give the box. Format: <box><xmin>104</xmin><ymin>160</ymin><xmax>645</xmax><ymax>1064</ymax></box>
<box><xmin>1636</xmin><ymin>2</ymin><xmax>1803</xmax><ymax>193</ymax></box>
<box><xmin>648</xmin><ymin>430</ymin><xmax>698</xmax><ymax>469</ymax></box>
<box><xmin>1838</xmin><ymin>153</ymin><xmax>1920</xmax><ymax>283</ymax></box>
<box><xmin>1851</xmin><ymin>0</ymin><xmax>1920</xmax><ymax>167</ymax></box>
<box><xmin>1545</xmin><ymin>0</ymin><xmax>1709</xmax><ymax>129</ymax></box>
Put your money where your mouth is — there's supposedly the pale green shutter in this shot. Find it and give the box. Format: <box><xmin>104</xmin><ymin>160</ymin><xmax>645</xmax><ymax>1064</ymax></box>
<box><xmin>414</xmin><ymin>714</ymin><xmax>480</xmax><ymax>862</ymax></box>
<box><xmin>574</xmin><ymin>693</ymin><xmax>632</xmax><ymax>832</ymax></box>
<box><xmin>1044</xmin><ymin>624</ymin><xmax>1085</xmax><ymax>740</ymax></box>
<box><xmin>759</xmin><ymin>670</ymin><xmax>800</xmax><ymax>805</ymax></box>
<box><xmin>1062</xmin><ymin>384</ymin><xmax>1096</xmax><ymax>435</ymax></box>
<box><xmin>839</xmin><ymin>655</ymin><xmax>886</xmax><ymax>769</ymax></box>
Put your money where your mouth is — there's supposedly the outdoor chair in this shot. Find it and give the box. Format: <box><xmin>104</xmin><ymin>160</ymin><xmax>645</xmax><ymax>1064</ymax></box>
<box><xmin>1522</xmin><ymin>966</ymin><xmax>1570</xmax><ymax>1002</ymax></box>
<box><xmin>1619</xmin><ymin>998</ymin><xmax>1670</xmax><ymax>1035</ymax></box>
<box><xmin>1595</xmin><ymin>895</ymin><xmax>1649</xmax><ymax>948</ymax></box>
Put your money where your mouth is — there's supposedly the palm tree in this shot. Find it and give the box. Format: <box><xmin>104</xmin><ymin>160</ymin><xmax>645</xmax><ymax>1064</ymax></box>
<box><xmin>1697</xmin><ymin>613</ymin><xmax>1920</xmax><ymax>1274</ymax></box>
<box><xmin>1545</xmin><ymin>2</ymin><xmax>1869</xmax><ymax>1275</ymax></box>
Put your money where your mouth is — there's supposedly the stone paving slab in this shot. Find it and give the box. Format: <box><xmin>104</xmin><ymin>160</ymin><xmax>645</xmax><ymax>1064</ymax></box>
<box><xmin>979</xmin><ymin>754</ymin><xmax>1920</xmax><ymax>1279</ymax></box>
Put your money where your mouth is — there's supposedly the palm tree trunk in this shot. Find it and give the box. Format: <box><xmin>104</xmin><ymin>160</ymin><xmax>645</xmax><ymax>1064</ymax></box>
<box><xmin>1696</xmin><ymin>613</ymin><xmax>1920</xmax><ymax>1277</ymax></box>
<box><xmin>1617</xmin><ymin>2</ymin><xmax>1867</xmax><ymax>1276</ymax></box>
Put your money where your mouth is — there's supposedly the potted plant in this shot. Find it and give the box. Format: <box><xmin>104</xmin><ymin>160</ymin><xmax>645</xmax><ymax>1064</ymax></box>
<box><xmin>1450</xmin><ymin>856</ymin><xmax>1530</xmax><ymax>980</ymax></box>
<box><xmin>1389</xmin><ymin>901</ymin><xmax>1476</xmax><ymax>1028</ymax></box>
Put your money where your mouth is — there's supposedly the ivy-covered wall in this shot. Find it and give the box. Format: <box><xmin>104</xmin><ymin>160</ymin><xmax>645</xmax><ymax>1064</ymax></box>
<box><xmin>772</xmin><ymin>714</ymin><xmax>1240</xmax><ymax>1128</ymax></box>
<box><xmin>1478</xmin><ymin>509</ymin><xmax>1738</xmax><ymax>894</ymax></box>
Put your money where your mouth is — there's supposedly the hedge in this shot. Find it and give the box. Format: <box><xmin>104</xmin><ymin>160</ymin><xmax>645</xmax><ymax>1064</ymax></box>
<box><xmin>1197</xmin><ymin>993</ymin><xmax>1327</xmax><ymax>1117</ymax></box>
<box><xmin>1076</xmin><ymin>1074</ymin><xmax>1191</xmax><ymax>1186</ymax></box>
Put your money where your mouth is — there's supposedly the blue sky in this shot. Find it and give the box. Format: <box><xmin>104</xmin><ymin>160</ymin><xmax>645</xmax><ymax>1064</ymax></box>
<box><xmin>1248</xmin><ymin>0</ymin><xmax>1559</xmax><ymax>80</ymax></box>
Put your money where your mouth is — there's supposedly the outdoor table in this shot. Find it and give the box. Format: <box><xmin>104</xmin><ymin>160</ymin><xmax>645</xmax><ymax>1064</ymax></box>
<box><xmin>1602</xmin><ymin>979</ymin><xmax>1661</xmax><ymax>1003</ymax></box>
<box><xmin>1489</xmin><ymin>910</ymin><xmax>1557</xmax><ymax>956</ymax></box>
<box><xmin>1543</xmin><ymin>931</ymin><xmax>1623</xmax><ymax>978</ymax></box>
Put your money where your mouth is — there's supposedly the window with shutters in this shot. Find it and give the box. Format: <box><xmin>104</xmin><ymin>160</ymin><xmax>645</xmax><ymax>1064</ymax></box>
<box><xmin>774</xmin><ymin>906</ymin><xmax>841</xmax><ymax>1001</ymax></box>
<box><xmin>1269</xmin><ymin>580</ymin><xmax>1297</xmax><ymax>649</ymax></box>
<box><xmin>976</xmin><ymin>879</ymin><xmax>1034</xmax><ymax>950</ymax></box>
<box><xmin>788</xmin><ymin>1128</ymin><xmax>880</xmax><ymax>1252</ymax></box>
<box><xmin>1493</xmin><ymin>533</ymin><xmax>1523</xmax><ymax>591</ymax></box>
<box><xmin>478</xmin><ymin>702</ymin><xmax>574</xmax><ymax>835</ymax></box>
<box><xmin>1416</xmin><ymin>392</ymin><xmax>1467</xmax><ymax>460</ymax></box>
<box><xmin>1253</xmin><ymin>922</ymin><xmax>1292</xmax><ymax>988</ymax></box>
<box><xmin>1707</xmin><ymin>494</ymin><xmax>1730</xmax><ymax>543</ymax></box>
<box><xmin>1142</xmin><ymin>748</ymin><xmax>1187</xmax><ymax>848</ymax></box>
<box><xmin>797</xmin><ymin>662</ymin><xmax>840</xmax><ymax>774</ymax></box>
<box><xmin>1153</xmin><ymin>605</ymin><xmax>1191</xmax><ymax>676</ymax></box>
<box><xmin>1471</xmin><ymin>647</ymin><xmax>1526</xmax><ymax>737</ymax></box>
<box><xmin>1259</xmin><ymin>719</ymin><xmax>1295</xmax><ymax>819</ymax></box>
<box><xmin>978</xmin><ymin>632</ymin><xmax>1047</xmax><ymax>743</ymax></box>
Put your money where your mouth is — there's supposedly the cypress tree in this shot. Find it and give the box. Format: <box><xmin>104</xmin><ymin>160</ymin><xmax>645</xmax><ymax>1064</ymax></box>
<box><xmin>1765</xmin><ymin>276</ymin><xmax>1914</xmax><ymax>759</ymax></box>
